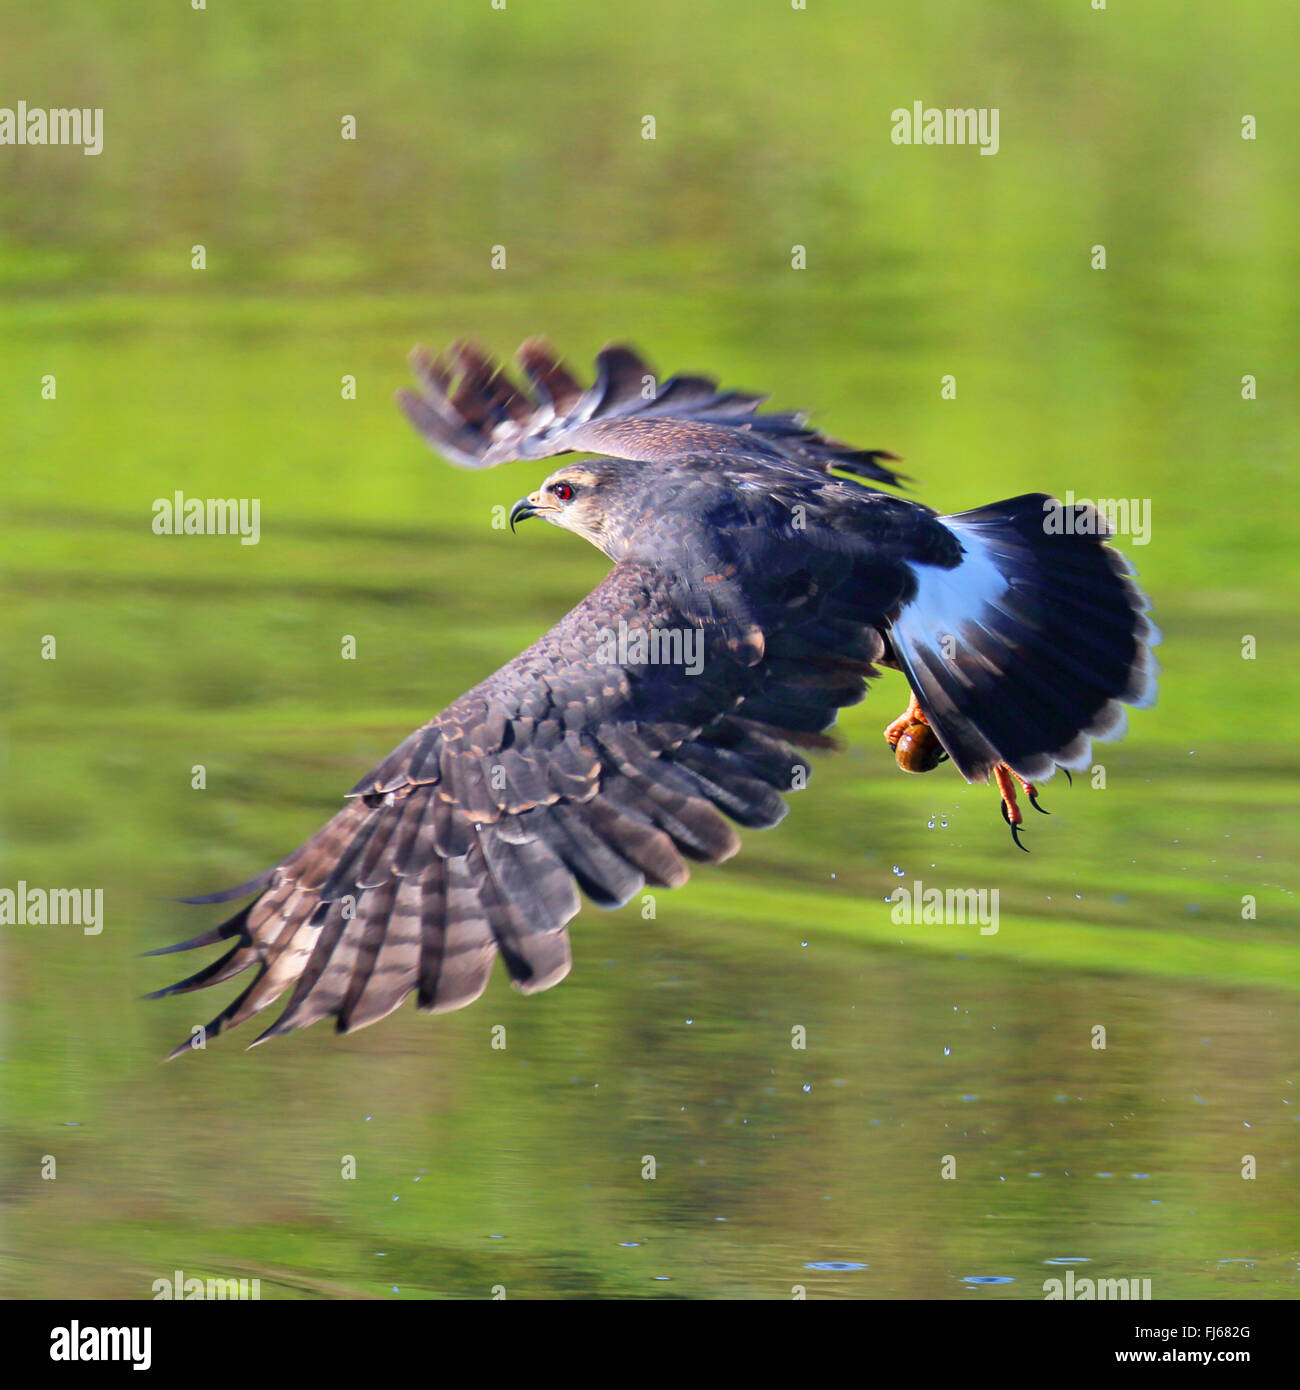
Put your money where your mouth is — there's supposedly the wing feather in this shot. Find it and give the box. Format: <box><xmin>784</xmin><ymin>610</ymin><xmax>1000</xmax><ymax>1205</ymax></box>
<box><xmin>153</xmin><ymin>536</ymin><xmax>897</xmax><ymax>1053</ymax></box>
<box><xmin>397</xmin><ymin>338</ymin><xmax>905</xmax><ymax>485</ymax></box>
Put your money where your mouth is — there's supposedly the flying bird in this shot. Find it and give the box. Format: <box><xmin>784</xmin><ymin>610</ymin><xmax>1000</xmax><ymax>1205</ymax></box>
<box><xmin>150</xmin><ymin>338</ymin><xmax>1158</xmax><ymax>1056</ymax></box>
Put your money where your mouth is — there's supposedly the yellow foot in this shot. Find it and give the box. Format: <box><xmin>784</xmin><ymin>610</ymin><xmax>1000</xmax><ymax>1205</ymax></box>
<box><xmin>992</xmin><ymin>763</ymin><xmax>1048</xmax><ymax>851</ymax></box>
<box><xmin>884</xmin><ymin>694</ymin><xmax>946</xmax><ymax>773</ymax></box>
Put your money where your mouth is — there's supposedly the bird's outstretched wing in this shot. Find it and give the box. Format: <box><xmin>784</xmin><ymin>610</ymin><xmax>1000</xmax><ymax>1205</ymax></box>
<box><xmin>396</xmin><ymin>338</ymin><xmax>904</xmax><ymax>485</ymax></box>
<box><xmin>150</xmin><ymin>540</ymin><xmax>895</xmax><ymax>1056</ymax></box>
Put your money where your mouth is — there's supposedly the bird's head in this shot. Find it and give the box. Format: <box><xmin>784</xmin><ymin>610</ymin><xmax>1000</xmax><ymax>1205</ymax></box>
<box><xmin>509</xmin><ymin>460</ymin><xmax>639</xmax><ymax>558</ymax></box>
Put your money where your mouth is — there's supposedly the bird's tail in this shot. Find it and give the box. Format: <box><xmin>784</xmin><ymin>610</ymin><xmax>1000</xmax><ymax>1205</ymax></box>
<box><xmin>888</xmin><ymin>493</ymin><xmax>1159</xmax><ymax>784</ymax></box>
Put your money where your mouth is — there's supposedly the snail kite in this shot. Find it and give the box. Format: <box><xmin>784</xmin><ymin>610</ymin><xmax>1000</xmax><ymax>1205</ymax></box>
<box><xmin>150</xmin><ymin>339</ymin><xmax>1159</xmax><ymax>1055</ymax></box>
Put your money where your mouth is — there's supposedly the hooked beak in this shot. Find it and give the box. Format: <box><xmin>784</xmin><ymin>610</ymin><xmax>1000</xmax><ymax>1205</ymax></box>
<box><xmin>508</xmin><ymin>497</ymin><xmax>537</xmax><ymax>532</ymax></box>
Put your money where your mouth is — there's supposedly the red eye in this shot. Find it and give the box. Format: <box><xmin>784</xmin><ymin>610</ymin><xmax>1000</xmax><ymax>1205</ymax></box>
<box><xmin>552</xmin><ymin>482</ymin><xmax>574</xmax><ymax>502</ymax></box>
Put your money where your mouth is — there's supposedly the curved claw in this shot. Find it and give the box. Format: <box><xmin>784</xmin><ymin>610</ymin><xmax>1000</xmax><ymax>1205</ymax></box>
<box><xmin>1027</xmin><ymin>789</ymin><xmax>1049</xmax><ymax>815</ymax></box>
<box><xmin>1000</xmin><ymin>800</ymin><xmax>1029</xmax><ymax>851</ymax></box>
<box><xmin>1061</xmin><ymin>767</ymin><xmax>1073</xmax><ymax>787</ymax></box>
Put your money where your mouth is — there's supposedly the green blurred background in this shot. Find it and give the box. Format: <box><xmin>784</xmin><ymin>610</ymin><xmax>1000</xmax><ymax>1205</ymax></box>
<box><xmin>2</xmin><ymin>1</ymin><xmax>1298</xmax><ymax>1299</ymax></box>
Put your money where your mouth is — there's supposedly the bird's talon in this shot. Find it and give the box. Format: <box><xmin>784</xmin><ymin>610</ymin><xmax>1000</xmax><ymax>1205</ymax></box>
<box><xmin>992</xmin><ymin>763</ymin><xmax>1032</xmax><ymax>849</ymax></box>
<box><xmin>884</xmin><ymin>693</ymin><xmax>926</xmax><ymax>748</ymax></box>
<box><xmin>885</xmin><ymin>693</ymin><xmax>944</xmax><ymax>773</ymax></box>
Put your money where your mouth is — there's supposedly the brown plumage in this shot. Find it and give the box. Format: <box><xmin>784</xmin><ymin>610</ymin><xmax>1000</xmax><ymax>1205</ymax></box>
<box><xmin>150</xmin><ymin>338</ymin><xmax>1158</xmax><ymax>1055</ymax></box>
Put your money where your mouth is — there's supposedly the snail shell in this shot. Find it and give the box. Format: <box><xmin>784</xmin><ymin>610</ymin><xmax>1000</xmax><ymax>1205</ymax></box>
<box><xmin>893</xmin><ymin>719</ymin><xmax>946</xmax><ymax>773</ymax></box>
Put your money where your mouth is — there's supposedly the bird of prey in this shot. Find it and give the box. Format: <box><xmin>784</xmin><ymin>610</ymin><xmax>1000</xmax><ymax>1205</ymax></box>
<box><xmin>150</xmin><ymin>338</ymin><xmax>1159</xmax><ymax>1056</ymax></box>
